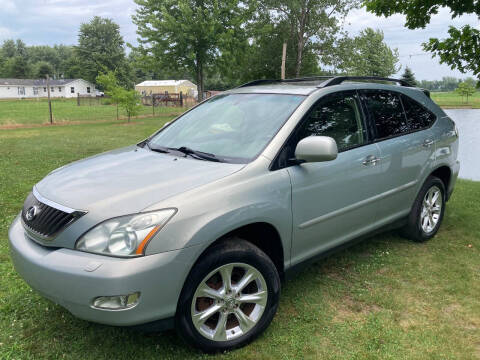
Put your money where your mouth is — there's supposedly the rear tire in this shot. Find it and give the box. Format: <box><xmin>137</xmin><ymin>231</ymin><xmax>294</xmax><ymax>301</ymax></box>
<box><xmin>175</xmin><ymin>238</ymin><xmax>280</xmax><ymax>353</ymax></box>
<box><xmin>401</xmin><ymin>176</ymin><xmax>446</xmax><ymax>242</ymax></box>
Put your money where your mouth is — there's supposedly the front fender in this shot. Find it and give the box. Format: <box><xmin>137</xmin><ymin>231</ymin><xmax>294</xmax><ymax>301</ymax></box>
<box><xmin>144</xmin><ymin>166</ymin><xmax>293</xmax><ymax>269</ymax></box>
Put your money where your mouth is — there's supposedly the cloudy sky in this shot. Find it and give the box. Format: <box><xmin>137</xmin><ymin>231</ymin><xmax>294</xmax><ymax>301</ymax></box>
<box><xmin>0</xmin><ymin>0</ymin><xmax>478</xmax><ymax>80</ymax></box>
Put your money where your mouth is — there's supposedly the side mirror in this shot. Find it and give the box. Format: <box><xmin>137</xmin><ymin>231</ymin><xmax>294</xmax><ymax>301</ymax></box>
<box><xmin>294</xmin><ymin>136</ymin><xmax>338</xmax><ymax>163</ymax></box>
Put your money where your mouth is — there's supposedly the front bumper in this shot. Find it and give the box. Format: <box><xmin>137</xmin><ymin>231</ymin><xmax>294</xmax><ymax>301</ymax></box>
<box><xmin>8</xmin><ymin>215</ymin><xmax>199</xmax><ymax>327</ymax></box>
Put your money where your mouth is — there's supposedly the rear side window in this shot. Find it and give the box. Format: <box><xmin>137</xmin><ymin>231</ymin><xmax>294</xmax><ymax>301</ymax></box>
<box><xmin>401</xmin><ymin>94</ymin><xmax>436</xmax><ymax>130</ymax></box>
<box><xmin>298</xmin><ymin>91</ymin><xmax>365</xmax><ymax>152</ymax></box>
<box><xmin>362</xmin><ymin>90</ymin><xmax>407</xmax><ymax>139</ymax></box>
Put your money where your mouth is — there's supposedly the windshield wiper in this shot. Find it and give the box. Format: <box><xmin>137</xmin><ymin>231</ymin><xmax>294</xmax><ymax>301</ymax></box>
<box><xmin>169</xmin><ymin>146</ymin><xmax>221</xmax><ymax>162</ymax></box>
<box><xmin>147</xmin><ymin>143</ymin><xmax>222</xmax><ymax>162</ymax></box>
<box><xmin>148</xmin><ymin>144</ymin><xmax>171</xmax><ymax>154</ymax></box>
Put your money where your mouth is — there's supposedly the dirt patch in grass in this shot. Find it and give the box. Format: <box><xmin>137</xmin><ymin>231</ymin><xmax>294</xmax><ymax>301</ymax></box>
<box><xmin>114</xmin><ymin>122</ymin><xmax>145</xmax><ymax>126</ymax></box>
<box><xmin>0</xmin><ymin>120</ymin><xmax>113</xmax><ymax>130</ymax></box>
<box><xmin>331</xmin><ymin>296</ymin><xmax>383</xmax><ymax>323</ymax></box>
<box><xmin>443</xmin><ymin>303</ymin><xmax>462</xmax><ymax>314</ymax></box>
<box><xmin>325</xmin><ymin>271</ymin><xmax>348</xmax><ymax>283</ymax></box>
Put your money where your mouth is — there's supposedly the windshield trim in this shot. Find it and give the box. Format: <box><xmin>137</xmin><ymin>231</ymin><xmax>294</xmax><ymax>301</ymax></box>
<box><xmin>144</xmin><ymin>93</ymin><xmax>308</xmax><ymax>164</ymax></box>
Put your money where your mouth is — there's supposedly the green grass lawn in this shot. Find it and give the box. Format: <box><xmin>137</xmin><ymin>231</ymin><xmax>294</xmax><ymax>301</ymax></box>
<box><xmin>0</xmin><ymin>98</ymin><xmax>185</xmax><ymax>126</ymax></box>
<box><xmin>431</xmin><ymin>91</ymin><xmax>480</xmax><ymax>109</ymax></box>
<box><xmin>0</xmin><ymin>119</ymin><xmax>479</xmax><ymax>359</ymax></box>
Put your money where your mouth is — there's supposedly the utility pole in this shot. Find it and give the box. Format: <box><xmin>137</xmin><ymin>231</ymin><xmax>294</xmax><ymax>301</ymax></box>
<box><xmin>152</xmin><ymin>95</ymin><xmax>155</xmax><ymax>116</ymax></box>
<box><xmin>46</xmin><ymin>75</ymin><xmax>53</xmax><ymax>124</ymax></box>
<box><xmin>281</xmin><ymin>42</ymin><xmax>287</xmax><ymax>80</ymax></box>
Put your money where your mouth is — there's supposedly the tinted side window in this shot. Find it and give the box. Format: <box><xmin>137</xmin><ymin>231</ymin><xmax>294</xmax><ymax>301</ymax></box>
<box><xmin>298</xmin><ymin>92</ymin><xmax>365</xmax><ymax>152</ymax></box>
<box><xmin>363</xmin><ymin>90</ymin><xmax>407</xmax><ymax>139</ymax></box>
<box><xmin>401</xmin><ymin>94</ymin><xmax>436</xmax><ymax>130</ymax></box>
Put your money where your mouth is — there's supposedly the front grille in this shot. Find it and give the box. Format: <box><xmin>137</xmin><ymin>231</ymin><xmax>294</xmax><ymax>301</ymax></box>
<box><xmin>21</xmin><ymin>192</ymin><xmax>81</xmax><ymax>239</ymax></box>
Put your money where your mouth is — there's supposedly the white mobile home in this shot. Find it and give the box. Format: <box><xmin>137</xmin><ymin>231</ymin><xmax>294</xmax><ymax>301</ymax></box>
<box><xmin>0</xmin><ymin>78</ymin><xmax>96</xmax><ymax>99</ymax></box>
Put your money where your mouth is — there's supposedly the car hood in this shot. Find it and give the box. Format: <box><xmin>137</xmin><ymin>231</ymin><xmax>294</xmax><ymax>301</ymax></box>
<box><xmin>35</xmin><ymin>146</ymin><xmax>245</xmax><ymax>216</ymax></box>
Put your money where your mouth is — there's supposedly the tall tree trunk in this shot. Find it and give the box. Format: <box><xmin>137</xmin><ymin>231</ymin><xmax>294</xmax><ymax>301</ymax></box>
<box><xmin>196</xmin><ymin>54</ymin><xmax>204</xmax><ymax>102</ymax></box>
<box><xmin>295</xmin><ymin>5</ymin><xmax>308</xmax><ymax>77</ymax></box>
<box><xmin>296</xmin><ymin>37</ymin><xmax>305</xmax><ymax>78</ymax></box>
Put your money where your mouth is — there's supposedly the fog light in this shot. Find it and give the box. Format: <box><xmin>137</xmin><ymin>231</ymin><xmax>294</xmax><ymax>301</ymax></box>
<box><xmin>92</xmin><ymin>292</ymin><xmax>140</xmax><ymax>310</ymax></box>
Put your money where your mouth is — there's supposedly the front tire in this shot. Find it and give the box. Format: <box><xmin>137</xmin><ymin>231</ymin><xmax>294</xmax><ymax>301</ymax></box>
<box><xmin>401</xmin><ymin>176</ymin><xmax>446</xmax><ymax>242</ymax></box>
<box><xmin>175</xmin><ymin>238</ymin><xmax>281</xmax><ymax>353</ymax></box>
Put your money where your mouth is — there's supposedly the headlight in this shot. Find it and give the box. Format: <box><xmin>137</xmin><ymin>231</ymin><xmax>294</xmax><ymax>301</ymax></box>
<box><xmin>75</xmin><ymin>209</ymin><xmax>176</xmax><ymax>257</ymax></box>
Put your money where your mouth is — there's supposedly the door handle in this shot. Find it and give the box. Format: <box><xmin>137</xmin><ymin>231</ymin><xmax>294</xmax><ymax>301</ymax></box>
<box><xmin>423</xmin><ymin>139</ymin><xmax>434</xmax><ymax>148</ymax></box>
<box><xmin>362</xmin><ymin>155</ymin><xmax>380</xmax><ymax>166</ymax></box>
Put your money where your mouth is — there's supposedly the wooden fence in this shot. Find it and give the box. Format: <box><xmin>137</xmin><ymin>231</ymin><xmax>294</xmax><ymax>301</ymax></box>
<box><xmin>77</xmin><ymin>94</ymin><xmax>111</xmax><ymax>106</ymax></box>
<box><xmin>142</xmin><ymin>91</ymin><xmax>197</xmax><ymax>107</ymax></box>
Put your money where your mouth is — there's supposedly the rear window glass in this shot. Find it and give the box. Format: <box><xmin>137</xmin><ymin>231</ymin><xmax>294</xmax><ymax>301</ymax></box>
<box><xmin>401</xmin><ymin>95</ymin><xmax>436</xmax><ymax>130</ymax></box>
<box><xmin>362</xmin><ymin>90</ymin><xmax>408</xmax><ymax>139</ymax></box>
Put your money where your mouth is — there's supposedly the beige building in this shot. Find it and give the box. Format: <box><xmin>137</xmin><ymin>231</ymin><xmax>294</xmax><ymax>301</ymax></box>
<box><xmin>135</xmin><ymin>80</ymin><xmax>197</xmax><ymax>97</ymax></box>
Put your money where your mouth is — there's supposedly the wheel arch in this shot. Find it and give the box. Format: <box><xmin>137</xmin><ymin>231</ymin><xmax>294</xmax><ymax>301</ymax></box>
<box><xmin>191</xmin><ymin>222</ymin><xmax>285</xmax><ymax>280</ymax></box>
<box><xmin>430</xmin><ymin>165</ymin><xmax>452</xmax><ymax>200</ymax></box>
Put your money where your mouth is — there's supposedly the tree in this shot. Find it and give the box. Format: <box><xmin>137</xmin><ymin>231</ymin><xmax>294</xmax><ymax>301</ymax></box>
<box><xmin>364</xmin><ymin>0</ymin><xmax>480</xmax><ymax>82</ymax></box>
<box><xmin>260</xmin><ymin>0</ymin><xmax>360</xmax><ymax>77</ymax></box>
<box><xmin>418</xmin><ymin>77</ymin><xmax>465</xmax><ymax>92</ymax></box>
<box><xmin>401</xmin><ymin>66</ymin><xmax>417</xmax><ymax>86</ymax></box>
<box><xmin>335</xmin><ymin>28</ymin><xmax>400</xmax><ymax>77</ymax></box>
<box><xmin>1</xmin><ymin>40</ymin><xmax>17</xmax><ymax>58</ymax></box>
<box><xmin>8</xmin><ymin>56</ymin><xmax>31</xmax><ymax>78</ymax></box>
<box><xmin>0</xmin><ymin>39</ymin><xmax>31</xmax><ymax>78</ymax></box>
<box><xmin>0</xmin><ymin>39</ymin><xmax>83</xmax><ymax>79</ymax></box>
<box><xmin>455</xmin><ymin>81</ymin><xmax>476</xmax><ymax>104</ymax></box>
<box><xmin>34</xmin><ymin>61</ymin><xmax>54</xmax><ymax>78</ymax></box>
<box><xmin>117</xmin><ymin>90</ymin><xmax>142</xmax><ymax>122</ymax></box>
<box><xmin>464</xmin><ymin>77</ymin><xmax>478</xmax><ymax>89</ymax></box>
<box><xmin>76</xmin><ymin>17</ymin><xmax>129</xmax><ymax>86</ymax></box>
<box><xmin>96</xmin><ymin>71</ymin><xmax>142</xmax><ymax>122</ymax></box>
<box><xmin>236</xmin><ymin>19</ymin><xmax>322</xmax><ymax>82</ymax></box>
<box><xmin>133</xmin><ymin>0</ymin><xmax>251</xmax><ymax>101</ymax></box>
<box><xmin>15</xmin><ymin>39</ymin><xmax>27</xmax><ymax>57</ymax></box>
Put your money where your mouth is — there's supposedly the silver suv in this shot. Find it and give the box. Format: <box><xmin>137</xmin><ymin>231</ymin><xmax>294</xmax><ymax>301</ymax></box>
<box><xmin>9</xmin><ymin>76</ymin><xmax>459</xmax><ymax>352</ymax></box>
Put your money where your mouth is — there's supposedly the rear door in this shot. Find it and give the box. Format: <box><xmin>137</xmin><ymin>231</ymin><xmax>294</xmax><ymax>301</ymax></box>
<box><xmin>359</xmin><ymin>90</ymin><xmax>436</xmax><ymax>222</ymax></box>
<box><xmin>287</xmin><ymin>91</ymin><xmax>383</xmax><ymax>266</ymax></box>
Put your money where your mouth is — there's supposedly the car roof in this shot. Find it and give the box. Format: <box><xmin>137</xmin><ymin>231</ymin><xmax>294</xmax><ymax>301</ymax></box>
<box><xmin>227</xmin><ymin>76</ymin><xmax>428</xmax><ymax>97</ymax></box>
<box><xmin>229</xmin><ymin>83</ymin><xmax>318</xmax><ymax>96</ymax></box>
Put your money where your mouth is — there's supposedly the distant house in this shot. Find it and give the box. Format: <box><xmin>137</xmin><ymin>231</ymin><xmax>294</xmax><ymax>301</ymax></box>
<box><xmin>135</xmin><ymin>80</ymin><xmax>197</xmax><ymax>97</ymax></box>
<box><xmin>0</xmin><ymin>78</ymin><xmax>96</xmax><ymax>99</ymax></box>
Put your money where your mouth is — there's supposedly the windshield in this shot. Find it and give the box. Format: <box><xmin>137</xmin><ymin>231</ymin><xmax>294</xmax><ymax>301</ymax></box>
<box><xmin>148</xmin><ymin>93</ymin><xmax>305</xmax><ymax>163</ymax></box>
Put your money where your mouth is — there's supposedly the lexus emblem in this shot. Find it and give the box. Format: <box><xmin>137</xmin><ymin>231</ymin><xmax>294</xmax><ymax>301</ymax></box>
<box><xmin>25</xmin><ymin>206</ymin><xmax>38</xmax><ymax>221</ymax></box>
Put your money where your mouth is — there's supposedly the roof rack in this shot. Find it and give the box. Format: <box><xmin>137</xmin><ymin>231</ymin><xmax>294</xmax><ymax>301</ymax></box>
<box><xmin>319</xmin><ymin>76</ymin><xmax>413</xmax><ymax>88</ymax></box>
<box><xmin>237</xmin><ymin>76</ymin><xmax>414</xmax><ymax>89</ymax></box>
<box><xmin>237</xmin><ymin>76</ymin><xmax>334</xmax><ymax>88</ymax></box>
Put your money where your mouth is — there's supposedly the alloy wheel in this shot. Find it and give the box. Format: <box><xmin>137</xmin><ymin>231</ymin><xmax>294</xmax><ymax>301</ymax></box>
<box><xmin>420</xmin><ymin>185</ymin><xmax>443</xmax><ymax>234</ymax></box>
<box><xmin>191</xmin><ymin>262</ymin><xmax>268</xmax><ymax>342</ymax></box>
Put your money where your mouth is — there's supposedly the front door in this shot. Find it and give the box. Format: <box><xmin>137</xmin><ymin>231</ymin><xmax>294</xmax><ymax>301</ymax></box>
<box><xmin>287</xmin><ymin>91</ymin><xmax>383</xmax><ymax>267</ymax></box>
